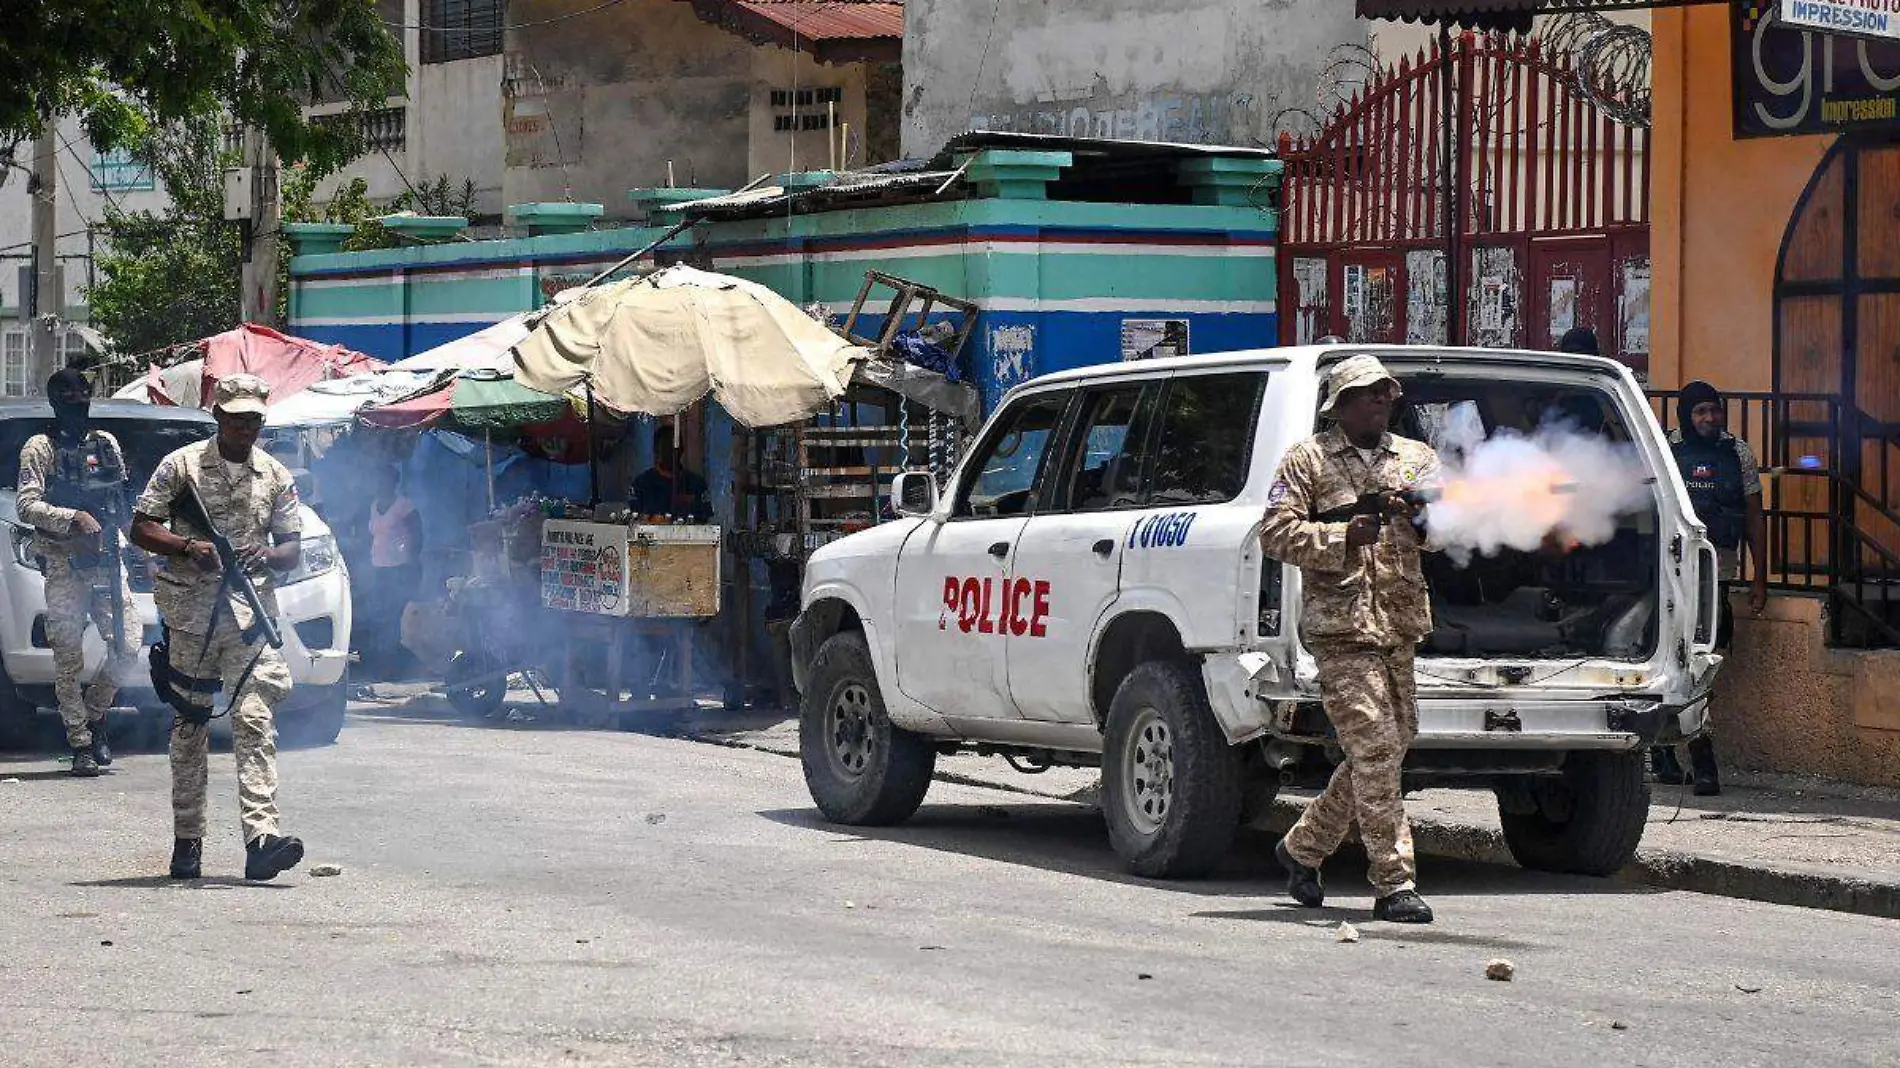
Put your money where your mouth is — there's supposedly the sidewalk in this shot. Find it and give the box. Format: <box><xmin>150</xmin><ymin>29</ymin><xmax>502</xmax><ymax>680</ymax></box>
<box><xmin>700</xmin><ymin>716</ymin><xmax>1900</xmax><ymax>920</ymax></box>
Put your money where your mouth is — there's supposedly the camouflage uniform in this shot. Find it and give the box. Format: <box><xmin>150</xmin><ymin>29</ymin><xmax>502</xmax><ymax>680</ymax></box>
<box><xmin>1260</xmin><ymin>426</ymin><xmax>1440</xmax><ymax>896</ymax></box>
<box><xmin>16</xmin><ymin>431</ymin><xmax>142</xmax><ymax>749</ymax></box>
<box><xmin>134</xmin><ymin>438</ymin><xmax>300</xmax><ymax>844</ymax></box>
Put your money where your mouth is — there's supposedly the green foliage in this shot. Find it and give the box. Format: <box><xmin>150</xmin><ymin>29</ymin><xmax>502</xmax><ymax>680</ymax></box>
<box><xmin>86</xmin><ymin>119</ymin><xmax>241</xmax><ymax>359</ymax></box>
<box><xmin>0</xmin><ymin>1</ymin><xmax>406</xmax><ymax>173</ymax></box>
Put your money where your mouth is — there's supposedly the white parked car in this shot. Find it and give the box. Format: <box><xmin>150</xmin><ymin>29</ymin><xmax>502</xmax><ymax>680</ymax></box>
<box><xmin>0</xmin><ymin>401</ymin><xmax>353</xmax><ymax>749</ymax></box>
<box><xmin>790</xmin><ymin>345</ymin><xmax>1724</xmax><ymax>878</ymax></box>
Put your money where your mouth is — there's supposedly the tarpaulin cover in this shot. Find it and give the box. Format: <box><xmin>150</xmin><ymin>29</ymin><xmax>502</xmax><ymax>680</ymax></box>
<box><xmin>393</xmin><ymin>315</ymin><xmax>531</xmax><ymax>373</ymax></box>
<box><xmin>511</xmin><ymin>265</ymin><xmax>867</xmax><ymax>429</ymax></box>
<box><xmin>264</xmin><ymin>370</ymin><xmax>438</xmax><ymax>428</ymax></box>
<box><xmin>120</xmin><ymin>324</ymin><xmax>384</xmax><ymax>409</ymax></box>
<box><xmin>199</xmin><ymin>323</ymin><xmax>383</xmax><ymax>406</ymax></box>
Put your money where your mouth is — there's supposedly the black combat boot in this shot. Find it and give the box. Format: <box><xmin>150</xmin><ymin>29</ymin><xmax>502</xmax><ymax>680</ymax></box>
<box><xmin>1275</xmin><ymin>837</ymin><xmax>1325</xmax><ymax>908</ymax></box>
<box><xmin>169</xmin><ymin>838</ymin><xmax>202</xmax><ymax>880</ymax></box>
<box><xmin>1650</xmin><ymin>746</ymin><xmax>1688</xmax><ymax>785</ymax></box>
<box><xmin>1372</xmin><ymin>889</ymin><xmax>1435</xmax><ymax>924</ymax></box>
<box><xmin>244</xmin><ymin>834</ymin><xmax>306</xmax><ymax>882</ymax></box>
<box><xmin>90</xmin><ymin>727</ymin><xmax>112</xmax><ymax>767</ymax></box>
<box><xmin>70</xmin><ymin>747</ymin><xmax>100</xmax><ymax>777</ymax></box>
<box><xmin>1688</xmin><ymin>737</ymin><xmax>1721</xmax><ymax>797</ymax></box>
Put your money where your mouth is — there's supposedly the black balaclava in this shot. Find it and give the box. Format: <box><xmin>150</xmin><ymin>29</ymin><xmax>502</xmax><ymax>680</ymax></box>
<box><xmin>46</xmin><ymin>368</ymin><xmax>92</xmax><ymax>438</ymax></box>
<box><xmin>1677</xmin><ymin>380</ymin><xmax>1722</xmax><ymax>441</ymax></box>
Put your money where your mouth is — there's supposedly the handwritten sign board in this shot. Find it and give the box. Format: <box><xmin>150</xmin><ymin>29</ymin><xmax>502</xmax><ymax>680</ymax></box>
<box><xmin>541</xmin><ymin>519</ymin><xmax>722</xmax><ymax>618</ymax></box>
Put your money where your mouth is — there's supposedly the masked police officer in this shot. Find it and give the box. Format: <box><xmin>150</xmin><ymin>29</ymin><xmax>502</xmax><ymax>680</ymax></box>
<box><xmin>1658</xmin><ymin>380</ymin><xmax>1767</xmax><ymax>796</ymax></box>
<box><xmin>16</xmin><ymin>368</ymin><xmax>141</xmax><ymax>777</ymax></box>
<box><xmin>131</xmin><ymin>375</ymin><xmax>305</xmax><ymax>882</ymax></box>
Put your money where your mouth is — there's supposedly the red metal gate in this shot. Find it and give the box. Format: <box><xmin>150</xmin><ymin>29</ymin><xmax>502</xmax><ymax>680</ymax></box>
<box><xmin>1278</xmin><ymin>33</ymin><xmax>1652</xmax><ymax>374</ymax></box>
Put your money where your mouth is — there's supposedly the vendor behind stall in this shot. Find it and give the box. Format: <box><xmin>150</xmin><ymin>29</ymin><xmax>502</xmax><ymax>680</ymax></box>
<box><xmin>630</xmin><ymin>425</ymin><xmax>711</xmax><ymax>522</ymax></box>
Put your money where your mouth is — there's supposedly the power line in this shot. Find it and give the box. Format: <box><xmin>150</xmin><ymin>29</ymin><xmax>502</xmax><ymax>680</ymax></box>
<box><xmin>380</xmin><ymin>0</ymin><xmax>632</xmax><ymax>32</ymax></box>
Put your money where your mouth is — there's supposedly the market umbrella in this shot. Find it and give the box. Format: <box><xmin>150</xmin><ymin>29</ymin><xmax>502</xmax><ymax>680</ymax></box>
<box><xmin>510</xmin><ymin>265</ymin><xmax>867</xmax><ymax>428</ymax></box>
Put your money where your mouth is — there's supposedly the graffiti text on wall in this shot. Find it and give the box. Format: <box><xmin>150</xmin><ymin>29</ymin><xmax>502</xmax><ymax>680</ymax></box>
<box><xmin>972</xmin><ymin>93</ymin><xmax>1252</xmax><ymax>145</ymax></box>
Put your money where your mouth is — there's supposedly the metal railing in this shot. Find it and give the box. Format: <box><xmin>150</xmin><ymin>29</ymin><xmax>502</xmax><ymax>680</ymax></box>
<box><xmin>1648</xmin><ymin>389</ymin><xmax>1900</xmax><ymax>648</ymax></box>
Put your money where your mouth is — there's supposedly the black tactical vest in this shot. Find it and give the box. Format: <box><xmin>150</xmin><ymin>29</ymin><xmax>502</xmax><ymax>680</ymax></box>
<box><xmin>1673</xmin><ymin>431</ymin><xmax>1745</xmax><ymax>550</ymax></box>
<box><xmin>45</xmin><ymin>432</ymin><xmax>127</xmax><ymax>565</ymax></box>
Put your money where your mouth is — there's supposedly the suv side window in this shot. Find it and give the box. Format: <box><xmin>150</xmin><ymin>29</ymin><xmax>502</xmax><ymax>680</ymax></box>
<box><xmin>1052</xmin><ymin>385</ymin><xmax>1155</xmax><ymax>512</ymax></box>
<box><xmin>1148</xmin><ymin>372</ymin><xmax>1268</xmax><ymax>505</ymax></box>
<box><xmin>955</xmin><ymin>392</ymin><xmax>1072</xmax><ymax>519</ymax></box>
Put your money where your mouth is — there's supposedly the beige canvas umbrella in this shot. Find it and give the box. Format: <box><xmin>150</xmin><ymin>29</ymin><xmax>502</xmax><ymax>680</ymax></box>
<box><xmin>510</xmin><ymin>265</ymin><xmax>867</xmax><ymax>428</ymax></box>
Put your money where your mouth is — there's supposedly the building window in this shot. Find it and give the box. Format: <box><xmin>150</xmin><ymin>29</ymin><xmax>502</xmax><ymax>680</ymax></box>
<box><xmin>424</xmin><ymin>0</ymin><xmax>505</xmax><ymax>64</ymax></box>
<box><xmin>2</xmin><ymin>329</ymin><xmax>27</xmax><ymax>398</ymax></box>
<box><xmin>1</xmin><ymin>328</ymin><xmax>84</xmax><ymax>397</ymax></box>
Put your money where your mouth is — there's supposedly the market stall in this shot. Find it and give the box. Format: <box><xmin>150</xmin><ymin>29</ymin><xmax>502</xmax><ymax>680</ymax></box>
<box><xmin>382</xmin><ymin>265</ymin><xmax>979</xmax><ymax>725</ymax></box>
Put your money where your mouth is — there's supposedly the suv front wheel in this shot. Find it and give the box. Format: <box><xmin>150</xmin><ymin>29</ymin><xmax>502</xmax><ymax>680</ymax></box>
<box><xmin>799</xmin><ymin>632</ymin><xmax>935</xmax><ymax>826</ymax></box>
<box><xmin>1498</xmin><ymin>751</ymin><xmax>1649</xmax><ymax>876</ymax></box>
<box><xmin>1102</xmin><ymin>661</ymin><xmax>1241</xmax><ymax>879</ymax></box>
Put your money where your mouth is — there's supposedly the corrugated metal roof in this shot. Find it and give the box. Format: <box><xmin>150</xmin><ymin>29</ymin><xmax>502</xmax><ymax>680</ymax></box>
<box><xmin>734</xmin><ymin>1</ymin><xmax>904</xmax><ymax>42</ymax></box>
<box><xmin>677</xmin><ymin>0</ymin><xmax>902</xmax><ymax>62</ymax></box>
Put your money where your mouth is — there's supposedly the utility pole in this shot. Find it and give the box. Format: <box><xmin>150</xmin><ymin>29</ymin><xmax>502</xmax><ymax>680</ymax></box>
<box><xmin>29</xmin><ymin>124</ymin><xmax>61</xmax><ymax>395</ymax></box>
<box><xmin>238</xmin><ymin>127</ymin><xmax>281</xmax><ymax>325</ymax></box>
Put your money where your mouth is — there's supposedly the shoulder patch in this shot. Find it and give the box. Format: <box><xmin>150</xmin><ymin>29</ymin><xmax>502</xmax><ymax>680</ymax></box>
<box><xmin>1268</xmin><ymin>479</ymin><xmax>1289</xmax><ymax>507</ymax></box>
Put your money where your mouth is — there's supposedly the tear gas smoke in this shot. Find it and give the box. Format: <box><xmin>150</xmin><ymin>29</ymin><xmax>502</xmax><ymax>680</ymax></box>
<box><xmin>1422</xmin><ymin>402</ymin><xmax>1653</xmax><ymax>565</ymax></box>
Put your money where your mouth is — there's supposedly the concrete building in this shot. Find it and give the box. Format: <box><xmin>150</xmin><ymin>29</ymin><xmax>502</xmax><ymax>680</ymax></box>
<box><xmin>900</xmin><ymin>0</ymin><xmax>1366</xmax><ymax>155</ymax></box>
<box><xmin>318</xmin><ymin>0</ymin><xmax>904</xmax><ymax>222</ymax></box>
<box><xmin>500</xmin><ymin>0</ymin><xmax>901</xmax><ymax>216</ymax></box>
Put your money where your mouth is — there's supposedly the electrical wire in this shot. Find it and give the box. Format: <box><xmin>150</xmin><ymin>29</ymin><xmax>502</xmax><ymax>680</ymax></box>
<box><xmin>380</xmin><ymin>0</ymin><xmax>633</xmax><ymax>32</ymax></box>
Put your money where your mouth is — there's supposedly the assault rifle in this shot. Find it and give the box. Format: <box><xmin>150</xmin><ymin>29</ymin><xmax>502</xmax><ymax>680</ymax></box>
<box><xmin>1311</xmin><ymin>488</ymin><xmax>1441</xmax><ymax>528</ymax></box>
<box><xmin>172</xmin><ymin>480</ymin><xmax>283</xmax><ymax>650</ymax></box>
<box><xmin>94</xmin><ymin>484</ymin><xmax>131</xmax><ymax>656</ymax></box>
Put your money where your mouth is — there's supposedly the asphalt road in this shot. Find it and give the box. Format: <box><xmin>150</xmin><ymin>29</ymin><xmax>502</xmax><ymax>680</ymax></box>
<box><xmin>1</xmin><ymin>705</ymin><xmax>1896</xmax><ymax>1068</ymax></box>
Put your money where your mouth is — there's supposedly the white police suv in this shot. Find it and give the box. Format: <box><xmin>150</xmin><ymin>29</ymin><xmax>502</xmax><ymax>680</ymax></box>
<box><xmin>790</xmin><ymin>345</ymin><xmax>1725</xmax><ymax>879</ymax></box>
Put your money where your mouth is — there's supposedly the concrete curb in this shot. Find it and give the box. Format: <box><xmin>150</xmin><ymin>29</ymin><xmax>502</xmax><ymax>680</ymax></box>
<box><xmin>1253</xmin><ymin>798</ymin><xmax>1900</xmax><ymax>921</ymax></box>
<box><xmin>707</xmin><ymin>731</ymin><xmax>1900</xmax><ymax>922</ymax></box>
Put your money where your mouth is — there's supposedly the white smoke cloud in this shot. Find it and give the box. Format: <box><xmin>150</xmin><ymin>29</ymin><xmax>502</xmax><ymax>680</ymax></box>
<box><xmin>1423</xmin><ymin>401</ymin><xmax>1653</xmax><ymax>565</ymax></box>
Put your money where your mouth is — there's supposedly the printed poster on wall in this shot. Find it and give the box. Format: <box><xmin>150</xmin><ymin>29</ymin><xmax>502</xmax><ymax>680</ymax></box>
<box><xmin>1548</xmin><ymin>277</ymin><xmax>1579</xmax><ymax>346</ymax></box>
<box><xmin>1121</xmin><ymin>319</ymin><xmax>1190</xmax><ymax>361</ymax></box>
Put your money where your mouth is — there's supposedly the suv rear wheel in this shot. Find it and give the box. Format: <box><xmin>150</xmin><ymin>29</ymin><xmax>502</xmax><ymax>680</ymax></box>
<box><xmin>1102</xmin><ymin>661</ymin><xmax>1241</xmax><ymax>879</ymax></box>
<box><xmin>799</xmin><ymin>632</ymin><xmax>935</xmax><ymax>826</ymax></box>
<box><xmin>1498</xmin><ymin>751</ymin><xmax>1649</xmax><ymax>876</ymax></box>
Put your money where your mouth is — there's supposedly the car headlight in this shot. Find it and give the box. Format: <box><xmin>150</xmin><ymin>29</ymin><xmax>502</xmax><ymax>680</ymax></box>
<box><xmin>283</xmin><ymin>534</ymin><xmax>337</xmax><ymax>585</ymax></box>
<box><xmin>10</xmin><ymin>527</ymin><xmax>41</xmax><ymax>573</ymax></box>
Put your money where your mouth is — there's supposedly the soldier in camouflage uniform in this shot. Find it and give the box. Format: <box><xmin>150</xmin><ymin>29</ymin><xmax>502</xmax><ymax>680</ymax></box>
<box><xmin>131</xmin><ymin>375</ymin><xmax>305</xmax><ymax>883</ymax></box>
<box><xmin>16</xmin><ymin>368</ymin><xmax>142</xmax><ymax>777</ymax></box>
<box><xmin>1260</xmin><ymin>354</ymin><xmax>1439</xmax><ymax>924</ymax></box>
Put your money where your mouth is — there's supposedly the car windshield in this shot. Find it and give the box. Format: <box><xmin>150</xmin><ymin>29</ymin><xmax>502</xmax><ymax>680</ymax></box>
<box><xmin>0</xmin><ymin>416</ymin><xmax>214</xmax><ymax>492</ymax></box>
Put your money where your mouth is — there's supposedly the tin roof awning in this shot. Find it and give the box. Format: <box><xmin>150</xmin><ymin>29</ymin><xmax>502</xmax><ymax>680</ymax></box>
<box><xmin>1355</xmin><ymin>0</ymin><xmax>1723</xmax><ymax>31</ymax></box>
<box><xmin>677</xmin><ymin>0</ymin><xmax>903</xmax><ymax>63</ymax></box>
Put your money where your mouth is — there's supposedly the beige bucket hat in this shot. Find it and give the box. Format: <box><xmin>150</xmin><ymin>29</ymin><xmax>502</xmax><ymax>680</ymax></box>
<box><xmin>1317</xmin><ymin>354</ymin><xmax>1400</xmax><ymax>417</ymax></box>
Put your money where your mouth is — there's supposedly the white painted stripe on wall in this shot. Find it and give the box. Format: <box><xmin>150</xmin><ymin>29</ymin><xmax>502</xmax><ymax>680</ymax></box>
<box><xmin>294</xmin><ymin>313</ymin><xmax>518</xmax><ymax>327</ymax></box>
<box><xmin>296</xmin><ymin>266</ymin><xmax>533</xmax><ymax>290</ymax></box>
<box><xmin>299</xmin><ymin>298</ymin><xmax>1275</xmax><ymax>330</ymax></box>
<box><xmin>715</xmin><ymin>241</ymin><xmax>1277</xmax><ymax>270</ymax></box>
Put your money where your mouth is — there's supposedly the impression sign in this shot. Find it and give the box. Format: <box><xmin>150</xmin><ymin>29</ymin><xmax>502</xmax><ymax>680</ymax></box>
<box><xmin>1778</xmin><ymin>0</ymin><xmax>1900</xmax><ymax>41</ymax></box>
<box><xmin>1735</xmin><ymin>3</ymin><xmax>1900</xmax><ymax>137</ymax></box>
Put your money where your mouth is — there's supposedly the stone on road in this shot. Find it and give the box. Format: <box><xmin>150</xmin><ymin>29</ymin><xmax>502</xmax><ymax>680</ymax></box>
<box><xmin>0</xmin><ymin>712</ymin><xmax>1894</xmax><ymax>1067</ymax></box>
